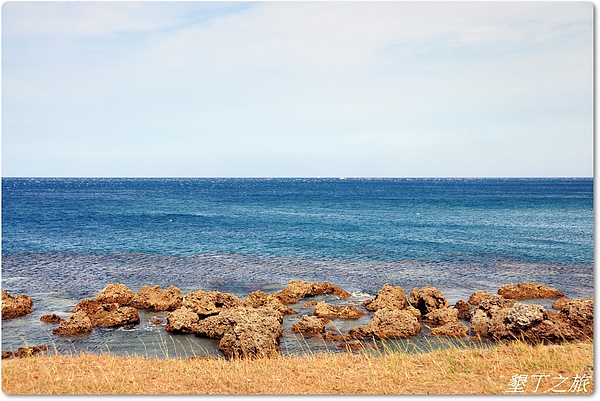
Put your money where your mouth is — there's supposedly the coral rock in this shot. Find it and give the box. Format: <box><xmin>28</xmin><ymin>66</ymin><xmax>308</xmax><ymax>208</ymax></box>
<box><xmin>349</xmin><ymin>308</ymin><xmax>422</xmax><ymax>339</ymax></box>
<box><xmin>554</xmin><ymin>297</ymin><xmax>593</xmax><ymax>340</ymax></box>
<box><xmin>2</xmin><ymin>345</ymin><xmax>48</xmax><ymax>360</ymax></box>
<box><xmin>470</xmin><ymin>301</ymin><xmax>576</xmax><ymax>342</ymax></box>
<box><xmin>273</xmin><ymin>280</ymin><xmax>351</xmax><ymax>304</ymax></box>
<box><xmin>408</xmin><ymin>286</ymin><xmax>450</xmax><ymax>315</ymax></box>
<box><xmin>243</xmin><ymin>291</ymin><xmax>297</xmax><ymax>315</ymax></box>
<box><xmin>131</xmin><ymin>285</ymin><xmax>183</xmax><ymax>311</ymax></box>
<box><xmin>40</xmin><ymin>314</ymin><xmax>64</xmax><ymax>323</ymax></box>
<box><xmin>497</xmin><ymin>282</ymin><xmax>565</xmax><ymax>299</ymax></box>
<box><xmin>291</xmin><ymin>315</ymin><xmax>329</xmax><ymax>335</ymax></box>
<box><xmin>194</xmin><ymin>307</ymin><xmax>284</xmax><ymax>358</ymax></box>
<box><xmin>96</xmin><ymin>283</ymin><xmax>135</xmax><ymax>305</ymax></box>
<box><xmin>1</xmin><ymin>290</ymin><xmax>34</xmax><ymax>320</ymax></box>
<box><xmin>72</xmin><ymin>299</ymin><xmax>140</xmax><ymax>327</ymax></box>
<box><xmin>363</xmin><ymin>284</ymin><xmax>408</xmax><ymax>311</ymax></box>
<box><xmin>455</xmin><ymin>300</ymin><xmax>471</xmax><ymax>311</ymax></box>
<box><xmin>183</xmin><ymin>289</ymin><xmax>241</xmax><ymax>318</ymax></box>
<box><xmin>455</xmin><ymin>300</ymin><xmax>473</xmax><ymax>320</ymax></box>
<box><xmin>429</xmin><ymin>321</ymin><xmax>469</xmax><ymax>337</ymax></box>
<box><xmin>164</xmin><ymin>307</ymin><xmax>200</xmax><ymax>333</ymax></box>
<box><xmin>422</xmin><ymin>307</ymin><xmax>458</xmax><ymax>326</ymax></box>
<box><xmin>52</xmin><ymin>311</ymin><xmax>93</xmax><ymax>336</ymax></box>
<box><xmin>468</xmin><ymin>291</ymin><xmax>493</xmax><ymax>306</ymax></box>
<box><xmin>312</xmin><ymin>301</ymin><xmax>365</xmax><ymax>319</ymax></box>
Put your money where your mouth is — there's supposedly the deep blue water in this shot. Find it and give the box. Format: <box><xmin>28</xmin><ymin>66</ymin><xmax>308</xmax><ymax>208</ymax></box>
<box><xmin>1</xmin><ymin>178</ymin><xmax>594</xmax><ymax>357</ymax></box>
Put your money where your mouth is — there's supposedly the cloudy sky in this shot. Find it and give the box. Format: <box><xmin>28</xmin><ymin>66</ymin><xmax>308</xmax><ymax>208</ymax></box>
<box><xmin>2</xmin><ymin>1</ymin><xmax>593</xmax><ymax>177</ymax></box>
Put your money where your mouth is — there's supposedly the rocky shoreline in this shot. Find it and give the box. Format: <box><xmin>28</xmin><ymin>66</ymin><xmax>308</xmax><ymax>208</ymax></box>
<box><xmin>1</xmin><ymin>280</ymin><xmax>593</xmax><ymax>359</ymax></box>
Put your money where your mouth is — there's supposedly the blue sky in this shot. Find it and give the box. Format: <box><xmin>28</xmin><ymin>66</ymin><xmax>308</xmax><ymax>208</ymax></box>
<box><xmin>2</xmin><ymin>1</ymin><xmax>593</xmax><ymax>177</ymax></box>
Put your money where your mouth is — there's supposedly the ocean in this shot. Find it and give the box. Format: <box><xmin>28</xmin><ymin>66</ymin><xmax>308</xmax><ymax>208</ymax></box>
<box><xmin>1</xmin><ymin>178</ymin><xmax>594</xmax><ymax>357</ymax></box>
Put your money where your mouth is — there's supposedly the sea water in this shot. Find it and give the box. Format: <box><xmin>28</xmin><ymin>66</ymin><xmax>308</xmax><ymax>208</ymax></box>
<box><xmin>1</xmin><ymin>178</ymin><xmax>594</xmax><ymax>357</ymax></box>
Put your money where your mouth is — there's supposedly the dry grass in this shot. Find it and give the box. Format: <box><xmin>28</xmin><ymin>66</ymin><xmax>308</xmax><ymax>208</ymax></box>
<box><xmin>2</xmin><ymin>340</ymin><xmax>593</xmax><ymax>395</ymax></box>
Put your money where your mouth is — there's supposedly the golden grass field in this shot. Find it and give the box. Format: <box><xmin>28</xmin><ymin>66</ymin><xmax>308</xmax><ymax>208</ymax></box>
<box><xmin>2</xmin><ymin>340</ymin><xmax>593</xmax><ymax>395</ymax></box>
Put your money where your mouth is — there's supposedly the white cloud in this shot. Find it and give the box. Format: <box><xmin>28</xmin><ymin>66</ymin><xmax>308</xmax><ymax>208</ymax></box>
<box><xmin>2</xmin><ymin>1</ymin><xmax>593</xmax><ymax>177</ymax></box>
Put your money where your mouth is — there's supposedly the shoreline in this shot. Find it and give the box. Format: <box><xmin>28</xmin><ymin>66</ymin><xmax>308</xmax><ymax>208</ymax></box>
<box><xmin>2</xmin><ymin>340</ymin><xmax>593</xmax><ymax>394</ymax></box>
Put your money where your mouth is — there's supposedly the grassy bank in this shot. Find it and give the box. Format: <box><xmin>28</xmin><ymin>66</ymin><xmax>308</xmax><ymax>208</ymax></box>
<box><xmin>2</xmin><ymin>340</ymin><xmax>593</xmax><ymax>395</ymax></box>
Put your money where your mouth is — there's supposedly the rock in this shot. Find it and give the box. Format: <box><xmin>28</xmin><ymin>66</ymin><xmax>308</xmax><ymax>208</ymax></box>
<box><xmin>408</xmin><ymin>286</ymin><xmax>450</xmax><ymax>315</ymax></box>
<box><xmin>291</xmin><ymin>315</ymin><xmax>329</xmax><ymax>335</ymax></box>
<box><xmin>2</xmin><ymin>345</ymin><xmax>48</xmax><ymax>359</ymax></box>
<box><xmin>183</xmin><ymin>289</ymin><xmax>241</xmax><ymax>318</ymax></box>
<box><xmin>131</xmin><ymin>285</ymin><xmax>183</xmax><ymax>311</ymax></box>
<box><xmin>405</xmin><ymin>305</ymin><xmax>422</xmax><ymax>318</ymax></box>
<box><xmin>153</xmin><ymin>319</ymin><xmax>163</xmax><ymax>325</ymax></box>
<box><xmin>349</xmin><ymin>308</ymin><xmax>422</xmax><ymax>339</ymax></box>
<box><xmin>304</xmin><ymin>301</ymin><xmax>319</xmax><ymax>307</ymax></box>
<box><xmin>165</xmin><ymin>307</ymin><xmax>200</xmax><ymax>333</ymax></box>
<box><xmin>551</xmin><ymin>298</ymin><xmax>571</xmax><ymax>310</ymax></box>
<box><xmin>455</xmin><ymin>300</ymin><xmax>472</xmax><ymax>320</ymax></box>
<box><xmin>312</xmin><ymin>301</ymin><xmax>365</xmax><ymax>319</ymax></box>
<box><xmin>470</xmin><ymin>301</ymin><xmax>576</xmax><ymax>342</ymax></box>
<box><xmin>497</xmin><ymin>282</ymin><xmax>565</xmax><ymax>299</ymax></box>
<box><xmin>430</xmin><ymin>321</ymin><xmax>469</xmax><ymax>337</ymax></box>
<box><xmin>40</xmin><ymin>314</ymin><xmax>63</xmax><ymax>323</ymax></box>
<box><xmin>468</xmin><ymin>291</ymin><xmax>493</xmax><ymax>306</ymax></box>
<box><xmin>363</xmin><ymin>284</ymin><xmax>408</xmax><ymax>311</ymax></box>
<box><xmin>52</xmin><ymin>311</ymin><xmax>93</xmax><ymax>336</ymax></box>
<box><xmin>322</xmin><ymin>331</ymin><xmax>352</xmax><ymax>342</ymax></box>
<box><xmin>478</xmin><ymin>294</ymin><xmax>517</xmax><ymax>311</ymax></box>
<box><xmin>219</xmin><ymin>323</ymin><xmax>281</xmax><ymax>359</ymax></box>
<box><xmin>1</xmin><ymin>290</ymin><xmax>34</xmax><ymax>319</ymax></box>
<box><xmin>422</xmin><ymin>307</ymin><xmax>458</xmax><ymax>326</ymax></box>
<box><xmin>96</xmin><ymin>283</ymin><xmax>135</xmax><ymax>305</ymax></box>
<box><xmin>194</xmin><ymin>307</ymin><xmax>284</xmax><ymax>358</ymax></box>
<box><xmin>243</xmin><ymin>291</ymin><xmax>297</xmax><ymax>315</ymax></box>
<box><xmin>273</xmin><ymin>280</ymin><xmax>351</xmax><ymax>304</ymax></box>
<box><xmin>72</xmin><ymin>299</ymin><xmax>140</xmax><ymax>327</ymax></box>
<box><xmin>455</xmin><ymin>300</ymin><xmax>471</xmax><ymax>311</ymax></box>
<box><xmin>554</xmin><ymin>297</ymin><xmax>593</xmax><ymax>340</ymax></box>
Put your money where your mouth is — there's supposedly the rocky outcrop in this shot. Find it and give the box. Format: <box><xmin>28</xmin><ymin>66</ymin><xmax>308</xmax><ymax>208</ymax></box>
<box><xmin>455</xmin><ymin>300</ymin><xmax>472</xmax><ymax>320</ymax></box>
<box><xmin>243</xmin><ymin>291</ymin><xmax>297</xmax><ymax>315</ymax></box>
<box><xmin>1</xmin><ymin>290</ymin><xmax>34</xmax><ymax>320</ymax></box>
<box><xmin>552</xmin><ymin>297</ymin><xmax>593</xmax><ymax>340</ymax></box>
<box><xmin>408</xmin><ymin>286</ymin><xmax>450</xmax><ymax>315</ymax></box>
<box><xmin>131</xmin><ymin>285</ymin><xmax>183</xmax><ymax>311</ymax></box>
<box><xmin>497</xmin><ymin>282</ymin><xmax>565</xmax><ymax>299</ymax></box>
<box><xmin>312</xmin><ymin>301</ymin><xmax>365</xmax><ymax>319</ymax></box>
<box><xmin>273</xmin><ymin>280</ymin><xmax>351</xmax><ymax>304</ymax></box>
<box><xmin>422</xmin><ymin>307</ymin><xmax>458</xmax><ymax>326</ymax></box>
<box><xmin>363</xmin><ymin>284</ymin><xmax>409</xmax><ymax>311</ymax></box>
<box><xmin>183</xmin><ymin>289</ymin><xmax>241</xmax><ymax>318</ymax></box>
<box><xmin>72</xmin><ymin>299</ymin><xmax>140</xmax><ymax>328</ymax></box>
<box><xmin>470</xmin><ymin>301</ymin><xmax>576</xmax><ymax>342</ymax></box>
<box><xmin>468</xmin><ymin>291</ymin><xmax>493</xmax><ymax>305</ymax></box>
<box><xmin>52</xmin><ymin>311</ymin><xmax>93</xmax><ymax>336</ymax></box>
<box><xmin>349</xmin><ymin>308</ymin><xmax>422</xmax><ymax>339</ymax></box>
<box><xmin>40</xmin><ymin>314</ymin><xmax>64</xmax><ymax>323</ymax></box>
<box><xmin>164</xmin><ymin>307</ymin><xmax>200</xmax><ymax>333</ymax></box>
<box><xmin>194</xmin><ymin>307</ymin><xmax>284</xmax><ymax>358</ymax></box>
<box><xmin>96</xmin><ymin>283</ymin><xmax>135</xmax><ymax>305</ymax></box>
<box><xmin>291</xmin><ymin>315</ymin><xmax>330</xmax><ymax>335</ymax></box>
<box><xmin>429</xmin><ymin>321</ymin><xmax>469</xmax><ymax>337</ymax></box>
<box><xmin>2</xmin><ymin>345</ymin><xmax>48</xmax><ymax>359</ymax></box>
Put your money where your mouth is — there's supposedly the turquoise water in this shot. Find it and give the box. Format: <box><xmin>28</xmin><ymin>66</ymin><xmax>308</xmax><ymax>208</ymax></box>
<box><xmin>1</xmin><ymin>178</ymin><xmax>593</xmax><ymax>357</ymax></box>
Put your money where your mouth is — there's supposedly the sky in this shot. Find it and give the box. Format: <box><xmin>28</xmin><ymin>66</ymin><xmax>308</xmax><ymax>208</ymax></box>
<box><xmin>1</xmin><ymin>1</ymin><xmax>594</xmax><ymax>177</ymax></box>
